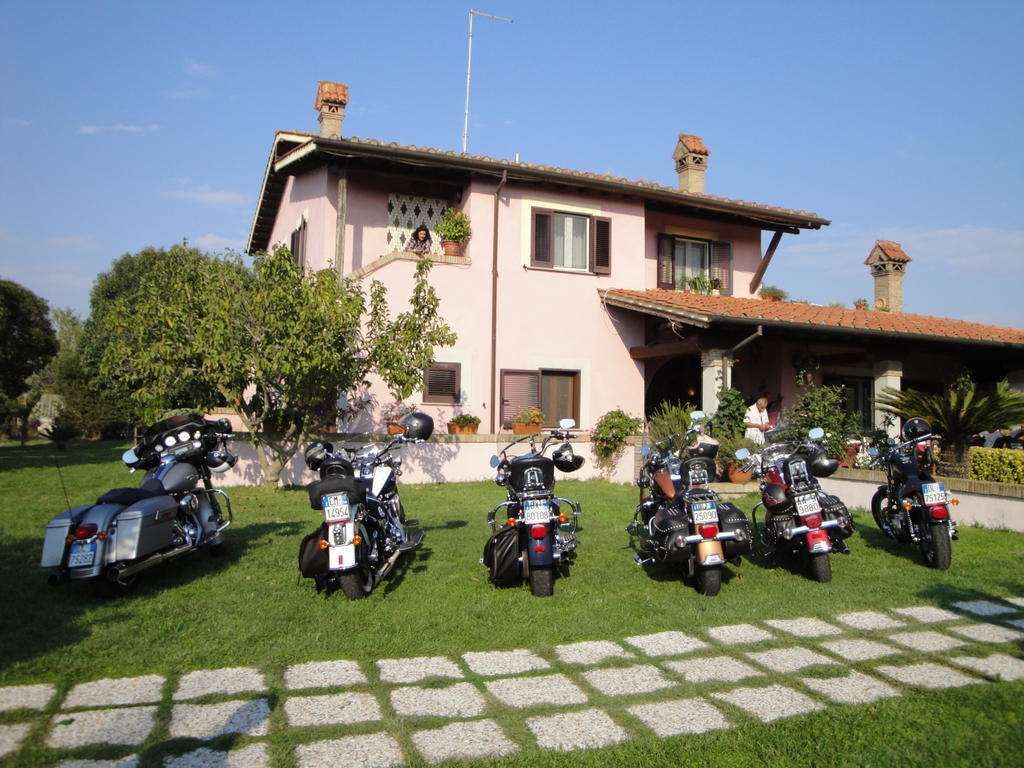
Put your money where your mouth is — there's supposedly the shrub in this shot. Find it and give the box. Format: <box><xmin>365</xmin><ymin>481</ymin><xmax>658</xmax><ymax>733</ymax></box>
<box><xmin>40</xmin><ymin>419</ymin><xmax>80</xmax><ymax>446</ymax></box>
<box><xmin>514</xmin><ymin>405</ymin><xmax>544</xmax><ymax>425</ymax></box>
<box><xmin>968</xmin><ymin>447</ymin><xmax>1024</xmax><ymax>484</ymax></box>
<box><xmin>775</xmin><ymin>376</ymin><xmax>858</xmax><ymax>459</ymax></box>
<box><xmin>450</xmin><ymin>413</ymin><xmax>480</xmax><ymax>426</ymax></box>
<box><xmin>710</xmin><ymin>388</ymin><xmax>746</xmax><ymax>440</ymax></box>
<box><xmin>434</xmin><ymin>209</ymin><xmax>472</xmax><ymax>242</ymax></box>
<box><xmin>759</xmin><ymin>285</ymin><xmax>788</xmax><ymax>301</ymax></box>
<box><xmin>646</xmin><ymin>401</ymin><xmax>700</xmax><ymax>443</ymax></box>
<box><xmin>592</xmin><ymin>409</ymin><xmax>642</xmax><ymax>469</ymax></box>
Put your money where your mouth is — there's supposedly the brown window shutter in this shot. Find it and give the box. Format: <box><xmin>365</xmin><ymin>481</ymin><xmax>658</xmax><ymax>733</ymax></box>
<box><xmin>591</xmin><ymin>217</ymin><xmax>611</xmax><ymax>275</ymax></box>
<box><xmin>657</xmin><ymin>234</ymin><xmax>674</xmax><ymax>289</ymax></box>
<box><xmin>532</xmin><ymin>210</ymin><xmax>552</xmax><ymax>267</ymax></box>
<box><xmin>500</xmin><ymin>370</ymin><xmax>539</xmax><ymax>428</ymax></box>
<box><xmin>423</xmin><ymin>362</ymin><xmax>460</xmax><ymax>404</ymax></box>
<box><xmin>711</xmin><ymin>241</ymin><xmax>732</xmax><ymax>296</ymax></box>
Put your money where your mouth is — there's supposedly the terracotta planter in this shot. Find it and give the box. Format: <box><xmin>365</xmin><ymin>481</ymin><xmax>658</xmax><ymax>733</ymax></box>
<box><xmin>447</xmin><ymin>422</ymin><xmax>479</xmax><ymax>434</ymax></box>
<box><xmin>727</xmin><ymin>465</ymin><xmax>754</xmax><ymax>484</ymax></box>
<box><xmin>512</xmin><ymin>422</ymin><xmax>541</xmax><ymax>434</ymax></box>
<box><xmin>386</xmin><ymin>423</ymin><xmax>405</xmax><ymax>435</ymax></box>
<box><xmin>442</xmin><ymin>240</ymin><xmax>462</xmax><ymax>258</ymax></box>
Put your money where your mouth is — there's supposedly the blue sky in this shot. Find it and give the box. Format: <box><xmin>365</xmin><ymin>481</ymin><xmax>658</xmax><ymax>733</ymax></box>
<box><xmin>2</xmin><ymin>0</ymin><xmax>1022</xmax><ymax>327</ymax></box>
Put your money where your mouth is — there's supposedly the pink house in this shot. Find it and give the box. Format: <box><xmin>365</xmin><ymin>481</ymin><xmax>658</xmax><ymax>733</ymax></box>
<box><xmin>247</xmin><ymin>81</ymin><xmax>1024</xmax><ymax>437</ymax></box>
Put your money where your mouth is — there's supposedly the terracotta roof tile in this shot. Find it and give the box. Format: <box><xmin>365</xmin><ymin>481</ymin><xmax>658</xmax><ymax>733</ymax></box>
<box><xmin>864</xmin><ymin>239</ymin><xmax>911</xmax><ymax>265</ymax></box>
<box><xmin>599</xmin><ymin>289</ymin><xmax>1024</xmax><ymax>346</ymax></box>
<box><xmin>315</xmin><ymin>81</ymin><xmax>348</xmax><ymax>109</ymax></box>
<box><xmin>678</xmin><ymin>134</ymin><xmax>710</xmax><ymax>155</ymax></box>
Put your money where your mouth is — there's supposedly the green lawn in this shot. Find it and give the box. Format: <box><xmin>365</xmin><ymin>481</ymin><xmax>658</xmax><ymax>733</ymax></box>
<box><xmin>2</xmin><ymin>440</ymin><xmax>1023</xmax><ymax>767</ymax></box>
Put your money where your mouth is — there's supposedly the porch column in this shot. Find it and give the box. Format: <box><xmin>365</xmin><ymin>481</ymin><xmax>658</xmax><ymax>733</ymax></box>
<box><xmin>700</xmin><ymin>349</ymin><xmax>731</xmax><ymax>414</ymax></box>
<box><xmin>873</xmin><ymin>359</ymin><xmax>902</xmax><ymax>437</ymax></box>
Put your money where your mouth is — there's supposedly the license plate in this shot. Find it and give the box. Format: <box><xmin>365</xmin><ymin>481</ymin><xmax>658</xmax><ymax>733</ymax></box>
<box><xmin>690</xmin><ymin>501</ymin><xmax>717</xmax><ymax>524</ymax></box>
<box><xmin>795</xmin><ymin>493</ymin><xmax>821</xmax><ymax>515</ymax></box>
<box><xmin>923</xmin><ymin>483</ymin><xmax>946</xmax><ymax>506</ymax></box>
<box><xmin>523</xmin><ymin>499</ymin><xmax>551</xmax><ymax>524</ymax></box>
<box><xmin>68</xmin><ymin>540</ymin><xmax>95</xmax><ymax>567</ymax></box>
<box><xmin>322</xmin><ymin>492</ymin><xmax>351</xmax><ymax>522</ymax></box>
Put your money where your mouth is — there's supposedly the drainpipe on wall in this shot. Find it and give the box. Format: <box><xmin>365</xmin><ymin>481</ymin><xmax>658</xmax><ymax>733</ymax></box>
<box><xmin>489</xmin><ymin>171</ymin><xmax>508</xmax><ymax>434</ymax></box>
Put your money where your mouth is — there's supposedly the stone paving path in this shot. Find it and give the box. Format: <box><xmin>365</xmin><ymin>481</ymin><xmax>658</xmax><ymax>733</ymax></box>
<box><xmin>2</xmin><ymin>599</ymin><xmax>1023</xmax><ymax>767</ymax></box>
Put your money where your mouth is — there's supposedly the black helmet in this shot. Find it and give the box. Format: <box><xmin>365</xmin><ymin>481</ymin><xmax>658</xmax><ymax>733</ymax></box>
<box><xmin>902</xmin><ymin>417</ymin><xmax>931</xmax><ymax>442</ymax></box>
<box><xmin>808</xmin><ymin>450</ymin><xmax>839</xmax><ymax>478</ymax></box>
<box><xmin>400</xmin><ymin>411</ymin><xmax>434</xmax><ymax>441</ymax></box>
<box><xmin>304</xmin><ymin>440</ymin><xmax>333</xmax><ymax>470</ymax></box>
<box><xmin>205</xmin><ymin>449</ymin><xmax>236</xmax><ymax>473</ymax></box>
<box><xmin>553</xmin><ymin>442</ymin><xmax>585</xmax><ymax>472</ymax></box>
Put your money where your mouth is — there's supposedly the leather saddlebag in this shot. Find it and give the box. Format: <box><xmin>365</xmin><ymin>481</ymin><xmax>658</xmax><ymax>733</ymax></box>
<box><xmin>482</xmin><ymin>524</ymin><xmax>521</xmax><ymax>587</ymax></box>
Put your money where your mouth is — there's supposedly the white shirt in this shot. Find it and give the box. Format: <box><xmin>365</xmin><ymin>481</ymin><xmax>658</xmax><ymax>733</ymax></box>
<box><xmin>744</xmin><ymin>404</ymin><xmax>770</xmax><ymax>445</ymax></box>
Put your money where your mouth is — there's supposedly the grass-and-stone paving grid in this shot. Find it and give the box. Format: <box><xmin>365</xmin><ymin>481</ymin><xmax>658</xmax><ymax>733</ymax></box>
<box><xmin>2</xmin><ymin>599</ymin><xmax>1024</xmax><ymax>767</ymax></box>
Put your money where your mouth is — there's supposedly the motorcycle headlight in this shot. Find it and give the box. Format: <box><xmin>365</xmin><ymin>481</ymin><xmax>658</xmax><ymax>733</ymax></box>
<box><xmin>177</xmin><ymin>430</ymin><xmax>191</xmax><ymax>444</ymax></box>
<box><xmin>164</xmin><ymin>435</ymin><xmax>176</xmax><ymax>447</ymax></box>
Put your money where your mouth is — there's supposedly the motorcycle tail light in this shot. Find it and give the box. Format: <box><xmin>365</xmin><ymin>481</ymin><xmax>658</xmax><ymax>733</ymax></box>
<box><xmin>530</xmin><ymin>525</ymin><xmax>547</xmax><ymax>539</ymax></box>
<box><xmin>930</xmin><ymin>506</ymin><xmax>949</xmax><ymax>520</ymax></box>
<box><xmin>802</xmin><ymin>513</ymin><xmax>823</xmax><ymax>529</ymax></box>
<box><xmin>698</xmin><ymin>524</ymin><xmax>718</xmax><ymax>539</ymax></box>
<box><xmin>70</xmin><ymin>524</ymin><xmax>97</xmax><ymax>541</ymax></box>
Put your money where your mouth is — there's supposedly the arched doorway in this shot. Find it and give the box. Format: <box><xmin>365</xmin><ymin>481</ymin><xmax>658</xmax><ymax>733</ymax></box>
<box><xmin>645</xmin><ymin>356</ymin><xmax>701</xmax><ymax>417</ymax></box>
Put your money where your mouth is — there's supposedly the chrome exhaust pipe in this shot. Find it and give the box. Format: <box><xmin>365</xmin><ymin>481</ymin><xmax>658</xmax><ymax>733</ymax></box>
<box><xmin>48</xmin><ymin>569</ymin><xmax>70</xmax><ymax>586</ymax></box>
<box><xmin>112</xmin><ymin>542</ymin><xmax>195</xmax><ymax>580</ymax></box>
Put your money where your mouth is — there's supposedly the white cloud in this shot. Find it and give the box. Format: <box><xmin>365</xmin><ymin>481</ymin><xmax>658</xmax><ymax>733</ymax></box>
<box><xmin>171</xmin><ymin>87</ymin><xmax>211</xmax><ymax>101</ymax></box>
<box><xmin>164</xmin><ymin>186</ymin><xmax>248</xmax><ymax>207</ymax></box>
<box><xmin>43</xmin><ymin>234</ymin><xmax>100</xmax><ymax>251</ymax></box>
<box><xmin>195</xmin><ymin>233</ymin><xmax>243</xmax><ymax>251</ymax></box>
<box><xmin>183</xmin><ymin>58</ymin><xmax>220</xmax><ymax>79</ymax></box>
<box><xmin>76</xmin><ymin>123</ymin><xmax>160</xmax><ymax>135</ymax></box>
<box><xmin>2</xmin><ymin>117</ymin><xmax>32</xmax><ymax>128</ymax></box>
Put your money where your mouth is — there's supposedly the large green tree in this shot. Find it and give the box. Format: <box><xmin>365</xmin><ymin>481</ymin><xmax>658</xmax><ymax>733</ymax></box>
<box><xmin>0</xmin><ymin>280</ymin><xmax>58</xmax><ymax>423</ymax></box>
<box><xmin>875</xmin><ymin>379</ymin><xmax>1024</xmax><ymax>477</ymax></box>
<box><xmin>96</xmin><ymin>246</ymin><xmax>455</xmax><ymax>485</ymax></box>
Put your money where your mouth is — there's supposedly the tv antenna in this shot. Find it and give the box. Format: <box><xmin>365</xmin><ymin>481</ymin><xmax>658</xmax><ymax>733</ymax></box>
<box><xmin>462</xmin><ymin>9</ymin><xmax>512</xmax><ymax>154</ymax></box>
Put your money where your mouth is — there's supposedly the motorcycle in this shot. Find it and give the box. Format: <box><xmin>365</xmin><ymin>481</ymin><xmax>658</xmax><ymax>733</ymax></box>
<box><xmin>481</xmin><ymin>419</ymin><xmax>583</xmax><ymax>597</ymax></box>
<box><xmin>735</xmin><ymin>427</ymin><xmax>854</xmax><ymax>583</ymax></box>
<box><xmin>298</xmin><ymin>412</ymin><xmax>433</xmax><ymax>600</ymax></box>
<box><xmin>868</xmin><ymin>417</ymin><xmax>958</xmax><ymax>569</ymax></box>
<box><xmin>41</xmin><ymin>413</ymin><xmax>236</xmax><ymax>596</ymax></box>
<box><xmin>628</xmin><ymin>411</ymin><xmax>752</xmax><ymax>597</ymax></box>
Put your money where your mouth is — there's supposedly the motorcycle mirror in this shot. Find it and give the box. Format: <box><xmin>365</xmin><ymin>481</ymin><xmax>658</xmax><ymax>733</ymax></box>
<box><xmin>868</xmin><ymin>447</ymin><xmax>879</xmax><ymax>456</ymax></box>
<box><xmin>690</xmin><ymin>411</ymin><xmax>705</xmax><ymax>422</ymax></box>
<box><xmin>734</xmin><ymin>448</ymin><xmax>750</xmax><ymax>461</ymax></box>
<box><xmin>808</xmin><ymin>427</ymin><xmax>825</xmax><ymax>440</ymax></box>
<box><xmin>121</xmin><ymin>448</ymin><xmax>139</xmax><ymax>466</ymax></box>
<box><xmin>558</xmin><ymin>418</ymin><xmax>576</xmax><ymax>430</ymax></box>
<box><xmin>640</xmin><ymin>444</ymin><xmax>651</xmax><ymax>457</ymax></box>
<box><xmin>885</xmin><ymin>437</ymin><xmax>897</xmax><ymax>447</ymax></box>
<box><xmin>489</xmin><ymin>455</ymin><xmax>500</xmax><ymax>468</ymax></box>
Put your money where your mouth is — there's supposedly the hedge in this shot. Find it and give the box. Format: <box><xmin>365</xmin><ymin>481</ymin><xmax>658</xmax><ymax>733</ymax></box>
<box><xmin>968</xmin><ymin>447</ymin><xmax>1024</xmax><ymax>484</ymax></box>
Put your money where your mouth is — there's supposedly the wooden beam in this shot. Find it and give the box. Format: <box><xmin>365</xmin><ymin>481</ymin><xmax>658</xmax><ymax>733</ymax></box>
<box><xmin>629</xmin><ymin>339</ymin><xmax>700</xmax><ymax>360</ymax></box>
<box><xmin>749</xmin><ymin>230</ymin><xmax>784</xmax><ymax>294</ymax></box>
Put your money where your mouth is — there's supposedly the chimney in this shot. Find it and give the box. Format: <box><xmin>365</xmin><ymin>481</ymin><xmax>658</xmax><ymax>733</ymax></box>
<box><xmin>673</xmin><ymin>134</ymin><xmax>710</xmax><ymax>194</ymax></box>
<box><xmin>864</xmin><ymin>240</ymin><xmax>911</xmax><ymax>312</ymax></box>
<box><xmin>315</xmin><ymin>81</ymin><xmax>348</xmax><ymax>139</ymax></box>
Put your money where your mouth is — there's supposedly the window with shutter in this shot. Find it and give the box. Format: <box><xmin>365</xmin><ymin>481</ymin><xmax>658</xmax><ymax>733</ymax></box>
<box><xmin>290</xmin><ymin>219</ymin><xmax>307</xmax><ymax>270</ymax></box>
<box><xmin>591</xmin><ymin>217</ymin><xmax>611</xmax><ymax>274</ymax></box>
<box><xmin>500</xmin><ymin>370</ymin><xmax>539</xmax><ymax>428</ymax></box>
<box><xmin>656</xmin><ymin>234</ymin><xmax>731</xmax><ymax>293</ymax></box>
<box><xmin>532</xmin><ymin>211</ymin><xmax>552</xmax><ymax>266</ymax></box>
<box><xmin>530</xmin><ymin>208</ymin><xmax>611</xmax><ymax>275</ymax></box>
<box><xmin>657</xmin><ymin>234</ymin><xmax>674</xmax><ymax>289</ymax></box>
<box><xmin>423</xmin><ymin>362</ymin><xmax>461</xmax><ymax>404</ymax></box>
<box><xmin>711</xmin><ymin>241</ymin><xmax>733</xmax><ymax>296</ymax></box>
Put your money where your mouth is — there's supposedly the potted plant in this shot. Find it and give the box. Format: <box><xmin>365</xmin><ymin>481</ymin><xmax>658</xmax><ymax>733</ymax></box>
<box><xmin>759</xmin><ymin>285</ymin><xmax>788</xmax><ymax>302</ymax></box>
<box><xmin>381</xmin><ymin>400</ymin><xmax>416</xmax><ymax>434</ymax></box>
<box><xmin>434</xmin><ymin>208</ymin><xmax>472</xmax><ymax>257</ymax></box>
<box><xmin>512</xmin><ymin>405</ymin><xmax>545</xmax><ymax>434</ymax></box>
<box><xmin>447</xmin><ymin>412</ymin><xmax>481</xmax><ymax>435</ymax></box>
<box><xmin>715</xmin><ymin>434</ymin><xmax>760</xmax><ymax>483</ymax></box>
<box><xmin>687</xmin><ymin>275</ymin><xmax>723</xmax><ymax>296</ymax></box>
<box><xmin>853</xmin><ymin>297</ymin><xmax>869</xmax><ymax>310</ymax></box>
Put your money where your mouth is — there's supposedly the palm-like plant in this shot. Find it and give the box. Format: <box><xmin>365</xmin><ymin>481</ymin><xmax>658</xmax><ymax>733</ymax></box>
<box><xmin>874</xmin><ymin>380</ymin><xmax>1024</xmax><ymax>477</ymax></box>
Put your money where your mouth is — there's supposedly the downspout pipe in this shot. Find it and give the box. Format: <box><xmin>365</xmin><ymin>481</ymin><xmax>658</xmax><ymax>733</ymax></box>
<box><xmin>489</xmin><ymin>171</ymin><xmax>508</xmax><ymax>434</ymax></box>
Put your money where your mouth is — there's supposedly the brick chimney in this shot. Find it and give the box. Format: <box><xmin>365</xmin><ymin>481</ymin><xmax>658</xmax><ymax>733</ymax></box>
<box><xmin>315</xmin><ymin>81</ymin><xmax>348</xmax><ymax>139</ymax></box>
<box><xmin>864</xmin><ymin>240</ymin><xmax>911</xmax><ymax>312</ymax></box>
<box><xmin>673</xmin><ymin>134</ymin><xmax>710</xmax><ymax>194</ymax></box>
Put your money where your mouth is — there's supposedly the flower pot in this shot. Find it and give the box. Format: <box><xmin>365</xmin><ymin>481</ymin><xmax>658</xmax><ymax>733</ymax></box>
<box><xmin>442</xmin><ymin>240</ymin><xmax>462</xmax><ymax>258</ymax></box>
<box><xmin>386</xmin><ymin>423</ymin><xmax>405</xmax><ymax>435</ymax></box>
<box><xmin>512</xmin><ymin>422</ymin><xmax>541</xmax><ymax>434</ymax></box>
<box><xmin>447</xmin><ymin>422</ymin><xmax>479</xmax><ymax>434</ymax></box>
<box><xmin>727</xmin><ymin>465</ymin><xmax>754</xmax><ymax>484</ymax></box>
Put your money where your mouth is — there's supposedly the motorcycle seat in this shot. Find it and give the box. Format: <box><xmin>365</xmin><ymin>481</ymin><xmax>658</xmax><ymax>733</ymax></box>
<box><xmin>96</xmin><ymin>487</ymin><xmax>165</xmax><ymax>505</ymax></box>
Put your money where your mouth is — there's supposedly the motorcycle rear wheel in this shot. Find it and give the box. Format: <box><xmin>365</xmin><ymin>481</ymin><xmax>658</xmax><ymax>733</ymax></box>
<box><xmin>919</xmin><ymin>522</ymin><xmax>952</xmax><ymax>570</ymax></box>
<box><xmin>695</xmin><ymin>566</ymin><xmax>722</xmax><ymax>597</ymax></box>
<box><xmin>805</xmin><ymin>551</ymin><xmax>832</xmax><ymax>583</ymax></box>
<box><xmin>339</xmin><ymin>522</ymin><xmax>377</xmax><ymax>600</ymax></box>
<box><xmin>529</xmin><ymin>565</ymin><xmax>554</xmax><ymax>597</ymax></box>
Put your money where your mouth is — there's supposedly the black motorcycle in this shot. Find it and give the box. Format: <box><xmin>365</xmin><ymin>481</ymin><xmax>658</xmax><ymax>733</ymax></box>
<box><xmin>629</xmin><ymin>411</ymin><xmax>751</xmax><ymax>597</ymax></box>
<box><xmin>736</xmin><ymin>427</ymin><xmax>853</xmax><ymax>582</ymax></box>
<box><xmin>481</xmin><ymin>419</ymin><xmax>583</xmax><ymax>597</ymax></box>
<box><xmin>41</xmin><ymin>413</ymin><xmax>236</xmax><ymax>596</ymax></box>
<box><xmin>869</xmin><ymin>417</ymin><xmax>958</xmax><ymax>569</ymax></box>
<box><xmin>298</xmin><ymin>412</ymin><xmax>433</xmax><ymax>599</ymax></box>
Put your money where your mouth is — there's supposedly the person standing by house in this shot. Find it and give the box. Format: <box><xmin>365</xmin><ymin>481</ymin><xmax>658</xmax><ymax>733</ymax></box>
<box><xmin>744</xmin><ymin>397</ymin><xmax>771</xmax><ymax>445</ymax></box>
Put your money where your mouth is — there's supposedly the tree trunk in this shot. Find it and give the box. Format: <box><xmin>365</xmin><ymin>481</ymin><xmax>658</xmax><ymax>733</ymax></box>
<box><xmin>938</xmin><ymin>443</ymin><xmax>969</xmax><ymax>479</ymax></box>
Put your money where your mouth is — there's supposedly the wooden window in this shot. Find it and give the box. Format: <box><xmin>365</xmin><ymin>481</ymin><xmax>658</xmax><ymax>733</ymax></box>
<box><xmin>500</xmin><ymin>369</ymin><xmax>580</xmax><ymax>427</ymax></box>
<box><xmin>531</xmin><ymin>209</ymin><xmax>611</xmax><ymax>275</ymax></box>
<box><xmin>423</xmin><ymin>362</ymin><xmax>461</xmax><ymax>404</ymax></box>
<box><xmin>711</xmin><ymin>241</ymin><xmax>732</xmax><ymax>296</ymax></box>
<box><xmin>290</xmin><ymin>219</ymin><xmax>307</xmax><ymax>270</ymax></box>
<box><xmin>657</xmin><ymin>234</ymin><xmax>731</xmax><ymax>293</ymax></box>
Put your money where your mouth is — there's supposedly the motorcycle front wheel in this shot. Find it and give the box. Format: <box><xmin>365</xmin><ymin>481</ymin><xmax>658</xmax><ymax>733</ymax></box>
<box><xmin>919</xmin><ymin>522</ymin><xmax>952</xmax><ymax>570</ymax></box>
<box><xmin>339</xmin><ymin>521</ymin><xmax>377</xmax><ymax>600</ymax></box>
<box><xmin>870</xmin><ymin>488</ymin><xmax>897</xmax><ymax>538</ymax></box>
<box><xmin>695</xmin><ymin>566</ymin><xmax>722</xmax><ymax>597</ymax></box>
<box><xmin>529</xmin><ymin>565</ymin><xmax>554</xmax><ymax>597</ymax></box>
<box><xmin>804</xmin><ymin>551</ymin><xmax>832</xmax><ymax>583</ymax></box>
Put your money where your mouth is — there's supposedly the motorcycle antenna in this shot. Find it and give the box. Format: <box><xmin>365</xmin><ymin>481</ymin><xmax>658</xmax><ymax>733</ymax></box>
<box><xmin>52</xmin><ymin>454</ymin><xmax>73</xmax><ymax>510</ymax></box>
